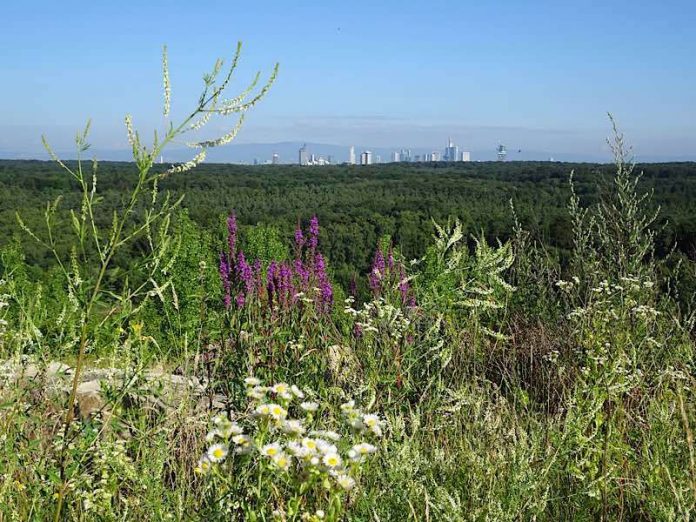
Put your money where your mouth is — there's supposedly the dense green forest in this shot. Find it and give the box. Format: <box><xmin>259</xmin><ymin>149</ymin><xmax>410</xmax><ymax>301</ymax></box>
<box><xmin>2</xmin><ymin>159</ymin><xmax>696</xmax><ymax>291</ymax></box>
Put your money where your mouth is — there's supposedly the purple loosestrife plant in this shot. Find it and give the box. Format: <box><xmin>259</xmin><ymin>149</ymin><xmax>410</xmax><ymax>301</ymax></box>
<box><xmin>369</xmin><ymin>243</ymin><xmax>416</xmax><ymax>308</ymax></box>
<box><xmin>218</xmin><ymin>214</ymin><xmax>335</xmax><ymax>315</ymax></box>
<box><xmin>236</xmin><ymin>251</ymin><xmax>255</xmax><ymax>298</ymax></box>
<box><xmin>280</xmin><ymin>262</ymin><xmax>296</xmax><ymax>307</ymax></box>
<box><xmin>294</xmin><ymin>259</ymin><xmax>310</xmax><ymax>286</ymax></box>
<box><xmin>314</xmin><ymin>253</ymin><xmax>333</xmax><ymax>312</ymax></box>
<box><xmin>369</xmin><ymin>249</ymin><xmax>386</xmax><ymax>292</ymax></box>
<box><xmin>308</xmin><ymin>215</ymin><xmax>319</xmax><ymax>253</ymax></box>
<box><xmin>219</xmin><ymin>252</ymin><xmax>232</xmax><ymax>310</ymax></box>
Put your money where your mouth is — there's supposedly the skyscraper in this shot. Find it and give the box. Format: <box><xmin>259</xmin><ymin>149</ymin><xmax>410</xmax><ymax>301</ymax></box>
<box><xmin>299</xmin><ymin>144</ymin><xmax>309</xmax><ymax>165</ymax></box>
<box><xmin>360</xmin><ymin>151</ymin><xmax>373</xmax><ymax>165</ymax></box>
<box><xmin>272</xmin><ymin>153</ymin><xmax>279</xmax><ymax>165</ymax></box>
<box><xmin>348</xmin><ymin>146</ymin><xmax>356</xmax><ymax>165</ymax></box>
<box><xmin>460</xmin><ymin>151</ymin><xmax>471</xmax><ymax>162</ymax></box>
<box><xmin>445</xmin><ymin>137</ymin><xmax>459</xmax><ymax>162</ymax></box>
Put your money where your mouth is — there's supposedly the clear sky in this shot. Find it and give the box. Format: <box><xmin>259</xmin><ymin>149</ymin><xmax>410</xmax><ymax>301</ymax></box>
<box><xmin>1</xmin><ymin>0</ymin><xmax>695</xmax><ymax>160</ymax></box>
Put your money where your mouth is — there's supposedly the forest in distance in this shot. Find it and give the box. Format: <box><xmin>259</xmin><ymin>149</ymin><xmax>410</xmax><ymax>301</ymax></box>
<box><xmin>2</xmin><ymin>158</ymin><xmax>695</xmax><ymax>292</ymax></box>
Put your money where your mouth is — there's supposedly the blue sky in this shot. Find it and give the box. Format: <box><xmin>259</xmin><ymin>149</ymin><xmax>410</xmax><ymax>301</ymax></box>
<box><xmin>1</xmin><ymin>0</ymin><xmax>695</xmax><ymax>160</ymax></box>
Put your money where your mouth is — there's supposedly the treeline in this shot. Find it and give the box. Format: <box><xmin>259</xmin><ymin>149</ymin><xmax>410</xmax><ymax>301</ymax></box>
<box><xmin>1</xmin><ymin>159</ymin><xmax>695</xmax><ymax>289</ymax></box>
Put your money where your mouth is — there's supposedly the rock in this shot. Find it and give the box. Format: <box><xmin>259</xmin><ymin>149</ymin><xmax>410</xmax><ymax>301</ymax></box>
<box><xmin>73</xmin><ymin>380</ymin><xmax>104</xmax><ymax>418</ymax></box>
<box><xmin>46</xmin><ymin>361</ymin><xmax>73</xmax><ymax>378</ymax></box>
<box><xmin>2</xmin><ymin>358</ymin><xmax>212</xmax><ymax>420</ymax></box>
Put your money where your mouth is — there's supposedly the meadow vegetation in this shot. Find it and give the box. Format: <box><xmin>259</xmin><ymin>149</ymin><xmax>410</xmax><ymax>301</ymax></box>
<box><xmin>0</xmin><ymin>46</ymin><xmax>694</xmax><ymax>521</ymax></box>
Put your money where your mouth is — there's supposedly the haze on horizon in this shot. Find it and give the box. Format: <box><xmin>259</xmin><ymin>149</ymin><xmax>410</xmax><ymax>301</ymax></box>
<box><xmin>1</xmin><ymin>0</ymin><xmax>695</xmax><ymax>162</ymax></box>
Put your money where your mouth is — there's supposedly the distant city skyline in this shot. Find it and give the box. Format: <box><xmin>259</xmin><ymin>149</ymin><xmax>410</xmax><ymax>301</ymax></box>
<box><xmin>1</xmin><ymin>1</ymin><xmax>695</xmax><ymax>161</ymax></box>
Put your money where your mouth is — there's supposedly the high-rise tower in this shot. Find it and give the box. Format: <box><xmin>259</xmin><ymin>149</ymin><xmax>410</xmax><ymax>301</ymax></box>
<box><xmin>445</xmin><ymin>137</ymin><xmax>459</xmax><ymax>162</ymax></box>
<box><xmin>299</xmin><ymin>144</ymin><xmax>309</xmax><ymax>165</ymax></box>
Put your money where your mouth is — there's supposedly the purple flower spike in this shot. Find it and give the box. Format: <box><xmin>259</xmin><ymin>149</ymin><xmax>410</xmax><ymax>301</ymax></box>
<box><xmin>294</xmin><ymin>225</ymin><xmax>305</xmax><ymax>250</ymax></box>
<box><xmin>294</xmin><ymin>259</ymin><xmax>310</xmax><ymax>287</ymax></box>
<box><xmin>279</xmin><ymin>263</ymin><xmax>293</xmax><ymax>307</ymax></box>
<box><xmin>308</xmin><ymin>215</ymin><xmax>319</xmax><ymax>252</ymax></box>
<box><xmin>369</xmin><ymin>248</ymin><xmax>385</xmax><ymax>291</ymax></box>
<box><xmin>236</xmin><ymin>251</ymin><xmax>255</xmax><ymax>298</ymax></box>
<box><xmin>314</xmin><ymin>253</ymin><xmax>333</xmax><ymax>312</ymax></box>
<box><xmin>219</xmin><ymin>252</ymin><xmax>231</xmax><ymax>310</ymax></box>
<box><xmin>387</xmin><ymin>247</ymin><xmax>395</xmax><ymax>269</ymax></box>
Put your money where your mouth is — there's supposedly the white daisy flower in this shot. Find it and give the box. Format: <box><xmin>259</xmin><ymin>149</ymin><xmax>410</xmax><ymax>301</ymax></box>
<box><xmin>354</xmin><ymin>442</ymin><xmax>377</xmax><ymax>454</ymax></box>
<box><xmin>195</xmin><ymin>456</ymin><xmax>212</xmax><ymax>474</ymax></box>
<box><xmin>301</xmin><ymin>438</ymin><xmax>319</xmax><ymax>453</ymax></box>
<box><xmin>300</xmin><ymin>401</ymin><xmax>319</xmax><ymax>412</ymax></box>
<box><xmin>232</xmin><ymin>434</ymin><xmax>252</xmax><ymax>447</ymax></box>
<box><xmin>362</xmin><ymin>414</ymin><xmax>383</xmax><ymax>436</ymax></box>
<box><xmin>255</xmin><ymin>404</ymin><xmax>272</xmax><ymax>416</ymax></box>
<box><xmin>218</xmin><ymin>422</ymin><xmax>244</xmax><ymax>438</ymax></box>
<box><xmin>290</xmin><ymin>385</ymin><xmax>305</xmax><ymax>398</ymax></box>
<box><xmin>260</xmin><ymin>443</ymin><xmax>283</xmax><ymax>457</ymax></box>
<box><xmin>315</xmin><ymin>439</ymin><xmax>338</xmax><ymax>455</ymax></box>
<box><xmin>205</xmin><ymin>430</ymin><xmax>218</xmax><ymax>442</ymax></box>
<box><xmin>322</xmin><ymin>452</ymin><xmax>342</xmax><ymax>469</ymax></box>
<box><xmin>351</xmin><ymin>442</ymin><xmax>377</xmax><ymax>459</ymax></box>
<box><xmin>271</xmin><ymin>383</ymin><xmax>291</xmax><ymax>397</ymax></box>
<box><xmin>281</xmin><ymin>419</ymin><xmax>306</xmax><ymax>435</ymax></box>
<box><xmin>244</xmin><ymin>376</ymin><xmax>261</xmax><ymax>387</ymax></box>
<box><xmin>268</xmin><ymin>403</ymin><xmax>288</xmax><ymax>420</ymax></box>
<box><xmin>207</xmin><ymin>443</ymin><xmax>229</xmax><ymax>462</ymax></box>
<box><xmin>286</xmin><ymin>441</ymin><xmax>306</xmax><ymax>456</ymax></box>
<box><xmin>336</xmin><ymin>474</ymin><xmax>356</xmax><ymax>491</ymax></box>
<box><xmin>272</xmin><ymin>452</ymin><xmax>291</xmax><ymax>471</ymax></box>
